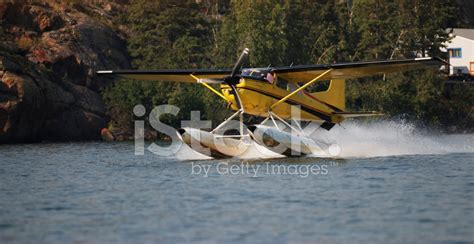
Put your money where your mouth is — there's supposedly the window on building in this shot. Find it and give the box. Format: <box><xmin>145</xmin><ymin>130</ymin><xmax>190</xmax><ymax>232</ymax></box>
<box><xmin>448</xmin><ymin>48</ymin><xmax>462</xmax><ymax>58</ymax></box>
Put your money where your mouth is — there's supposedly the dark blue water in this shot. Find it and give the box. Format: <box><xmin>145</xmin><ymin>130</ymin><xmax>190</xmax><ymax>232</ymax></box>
<box><xmin>0</xmin><ymin>141</ymin><xmax>473</xmax><ymax>243</ymax></box>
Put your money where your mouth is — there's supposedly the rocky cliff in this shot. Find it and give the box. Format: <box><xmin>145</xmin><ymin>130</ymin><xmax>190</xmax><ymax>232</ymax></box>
<box><xmin>0</xmin><ymin>1</ymin><xmax>130</xmax><ymax>143</ymax></box>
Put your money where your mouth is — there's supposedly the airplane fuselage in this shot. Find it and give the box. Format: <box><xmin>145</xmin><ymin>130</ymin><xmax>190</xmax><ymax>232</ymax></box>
<box><xmin>220</xmin><ymin>78</ymin><xmax>346</xmax><ymax>124</ymax></box>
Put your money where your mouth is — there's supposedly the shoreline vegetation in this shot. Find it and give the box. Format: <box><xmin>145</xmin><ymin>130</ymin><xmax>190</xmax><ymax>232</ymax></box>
<box><xmin>102</xmin><ymin>0</ymin><xmax>473</xmax><ymax>140</ymax></box>
<box><xmin>0</xmin><ymin>0</ymin><xmax>473</xmax><ymax>143</ymax></box>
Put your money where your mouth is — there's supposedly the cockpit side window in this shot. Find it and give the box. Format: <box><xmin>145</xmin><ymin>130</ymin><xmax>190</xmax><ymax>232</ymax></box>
<box><xmin>304</xmin><ymin>80</ymin><xmax>331</xmax><ymax>92</ymax></box>
<box><xmin>276</xmin><ymin>77</ymin><xmax>289</xmax><ymax>90</ymax></box>
<box><xmin>241</xmin><ymin>69</ymin><xmax>271</xmax><ymax>82</ymax></box>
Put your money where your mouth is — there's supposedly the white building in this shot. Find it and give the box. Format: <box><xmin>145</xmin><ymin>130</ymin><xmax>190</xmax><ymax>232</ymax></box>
<box><xmin>446</xmin><ymin>28</ymin><xmax>474</xmax><ymax>76</ymax></box>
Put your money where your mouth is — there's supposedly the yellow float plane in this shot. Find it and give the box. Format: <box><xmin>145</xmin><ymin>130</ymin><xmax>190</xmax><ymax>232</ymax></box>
<box><xmin>97</xmin><ymin>48</ymin><xmax>445</xmax><ymax>157</ymax></box>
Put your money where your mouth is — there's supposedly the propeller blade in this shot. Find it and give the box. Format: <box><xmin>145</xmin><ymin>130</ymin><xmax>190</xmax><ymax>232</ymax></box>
<box><xmin>230</xmin><ymin>48</ymin><xmax>249</xmax><ymax>77</ymax></box>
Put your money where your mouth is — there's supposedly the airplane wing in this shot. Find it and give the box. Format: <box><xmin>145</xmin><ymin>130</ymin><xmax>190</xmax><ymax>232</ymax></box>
<box><xmin>273</xmin><ymin>57</ymin><xmax>447</xmax><ymax>83</ymax></box>
<box><xmin>96</xmin><ymin>69</ymin><xmax>232</xmax><ymax>83</ymax></box>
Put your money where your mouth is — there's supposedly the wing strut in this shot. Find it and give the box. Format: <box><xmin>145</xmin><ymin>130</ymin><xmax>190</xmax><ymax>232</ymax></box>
<box><xmin>190</xmin><ymin>74</ymin><xmax>229</xmax><ymax>103</ymax></box>
<box><xmin>270</xmin><ymin>68</ymin><xmax>333</xmax><ymax>110</ymax></box>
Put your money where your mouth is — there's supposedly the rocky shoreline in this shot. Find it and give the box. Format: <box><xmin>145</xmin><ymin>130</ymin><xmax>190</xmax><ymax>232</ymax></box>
<box><xmin>0</xmin><ymin>1</ymin><xmax>130</xmax><ymax>143</ymax></box>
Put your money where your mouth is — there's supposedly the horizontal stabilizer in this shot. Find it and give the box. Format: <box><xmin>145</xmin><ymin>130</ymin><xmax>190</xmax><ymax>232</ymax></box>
<box><xmin>332</xmin><ymin>111</ymin><xmax>384</xmax><ymax>118</ymax></box>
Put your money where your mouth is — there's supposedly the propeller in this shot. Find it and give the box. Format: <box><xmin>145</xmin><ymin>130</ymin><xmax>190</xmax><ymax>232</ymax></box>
<box><xmin>221</xmin><ymin>48</ymin><xmax>249</xmax><ymax>110</ymax></box>
<box><xmin>224</xmin><ymin>48</ymin><xmax>249</xmax><ymax>85</ymax></box>
<box><xmin>195</xmin><ymin>48</ymin><xmax>248</xmax><ymax>109</ymax></box>
<box><xmin>231</xmin><ymin>48</ymin><xmax>249</xmax><ymax>77</ymax></box>
<box><xmin>193</xmin><ymin>48</ymin><xmax>249</xmax><ymax>85</ymax></box>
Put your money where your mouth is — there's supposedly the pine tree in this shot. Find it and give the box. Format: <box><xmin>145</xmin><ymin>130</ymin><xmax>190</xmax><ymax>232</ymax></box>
<box><xmin>104</xmin><ymin>0</ymin><xmax>226</xmax><ymax>133</ymax></box>
<box><xmin>397</xmin><ymin>0</ymin><xmax>459</xmax><ymax>58</ymax></box>
<box><xmin>217</xmin><ymin>0</ymin><xmax>288</xmax><ymax>67</ymax></box>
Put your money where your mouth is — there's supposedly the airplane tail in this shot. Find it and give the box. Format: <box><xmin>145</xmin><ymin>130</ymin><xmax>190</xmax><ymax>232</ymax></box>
<box><xmin>309</xmin><ymin>79</ymin><xmax>383</xmax><ymax>130</ymax></box>
<box><xmin>309</xmin><ymin>79</ymin><xmax>383</xmax><ymax>116</ymax></box>
<box><xmin>309</xmin><ymin>79</ymin><xmax>346</xmax><ymax>111</ymax></box>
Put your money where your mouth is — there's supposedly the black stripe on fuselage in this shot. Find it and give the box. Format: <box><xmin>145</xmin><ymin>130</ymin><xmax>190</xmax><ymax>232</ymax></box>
<box><xmin>303</xmin><ymin>91</ymin><xmax>343</xmax><ymax>112</ymax></box>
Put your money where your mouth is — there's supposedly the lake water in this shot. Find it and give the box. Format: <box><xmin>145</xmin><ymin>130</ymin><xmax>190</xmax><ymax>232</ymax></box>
<box><xmin>0</xmin><ymin>122</ymin><xmax>473</xmax><ymax>243</ymax></box>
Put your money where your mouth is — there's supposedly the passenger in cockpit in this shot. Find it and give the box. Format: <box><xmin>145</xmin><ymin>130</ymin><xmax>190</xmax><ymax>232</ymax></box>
<box><xmin>266</xmin><ymin>71</ymin><xmax>275</xmax><ymax>84</ymax></box>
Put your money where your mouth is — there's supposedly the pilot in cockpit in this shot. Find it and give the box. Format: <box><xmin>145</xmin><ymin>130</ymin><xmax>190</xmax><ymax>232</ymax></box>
<box><xmin>266</xmin><ymin>71</ymin><xmax>275</xmax><ymax>84</ymax></box>
<box><xmin>241</xmin><ymin>68</ymin><xmax>274</xmax><ymax>84</ymax></box>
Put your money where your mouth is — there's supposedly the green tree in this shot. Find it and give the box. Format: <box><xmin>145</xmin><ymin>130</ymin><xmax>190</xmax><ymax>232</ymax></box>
<box><xmin>217</xmin><ymin>0</ymin><xmax>288</xmax><ymax>67</ymax></box>
<box><xmin>103</xmin><ymin>0</ymin><xmax>228</xmax><ymax>135</ymax></box>
<box><xmin>398</xmin><ymin>0</ymin><xmax>460</xmax><ymax>58</ymax></box>
<box><xmin>353</xmin><ymin>0</ymin><xmax>402</xmax><ymax>60</ymax></box>
<box><xmin>344</xmin><ymin>0</ymin><xmax>472</xmax><ymax>131</ymax></box>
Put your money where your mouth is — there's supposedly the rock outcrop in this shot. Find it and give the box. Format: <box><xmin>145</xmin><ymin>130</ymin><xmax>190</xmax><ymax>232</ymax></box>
<box><xmin>0</xmin><ymin>1</ymin><xmax>130</xmax><ymax>143</ymax></box>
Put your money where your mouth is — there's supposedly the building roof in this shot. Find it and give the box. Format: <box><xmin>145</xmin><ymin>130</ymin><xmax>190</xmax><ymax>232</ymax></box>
<box><xmin>451</xmin><ymin>28</ymin><xmax>474</xmax><ymax>40</ymax></box>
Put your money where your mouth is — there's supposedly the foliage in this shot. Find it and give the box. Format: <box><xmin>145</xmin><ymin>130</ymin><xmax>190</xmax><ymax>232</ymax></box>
<box><xmin>102</xmin><ymin>0</ymin><xmax>473</xmax><ymax>134</ymax></box>
<box><xmin>103</xmin><ymin>0</ymin><xmax>229</xmax><ymax>133</ymax></box>
<box><xmin>217</xmin><ymin>0</ymin><xmax>288</xmax><ymax>67</ymax></box>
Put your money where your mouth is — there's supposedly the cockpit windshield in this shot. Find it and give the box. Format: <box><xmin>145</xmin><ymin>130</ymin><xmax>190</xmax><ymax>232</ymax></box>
<box><xmin>241</xmin><ymin>68</ymin><xmax>272</xmax><ymax>81</ymax></box>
